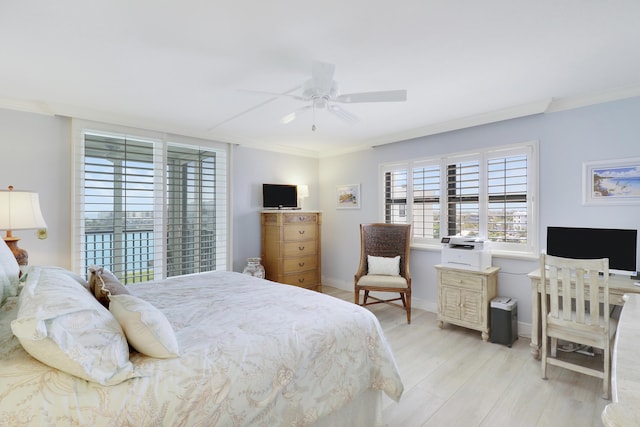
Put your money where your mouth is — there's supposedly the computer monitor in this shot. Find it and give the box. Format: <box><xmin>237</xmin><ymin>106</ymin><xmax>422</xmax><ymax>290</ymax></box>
<box><xmin>546</xmin><ymin>226</ymin><xmax>638</xmax><ymax>276</ymax></box>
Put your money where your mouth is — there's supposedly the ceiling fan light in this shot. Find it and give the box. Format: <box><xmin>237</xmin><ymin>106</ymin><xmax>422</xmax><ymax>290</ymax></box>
<box><xmin>281</xmin><ymin>112</ymin><xmax>296</xmax><ymax>124</ymax></box>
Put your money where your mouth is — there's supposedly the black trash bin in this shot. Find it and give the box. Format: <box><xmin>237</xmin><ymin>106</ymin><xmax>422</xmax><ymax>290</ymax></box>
<box><xmin>490</xmin><ymin>297</ymin><xmax>518</xmax><ymax>347</ymax></box>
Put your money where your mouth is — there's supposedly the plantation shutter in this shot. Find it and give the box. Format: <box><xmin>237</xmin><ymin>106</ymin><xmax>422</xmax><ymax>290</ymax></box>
<box><xmin>384</xmin><ymin>166</ymin><xmax>408</xmax><ymax>223</ymax></box>
<box><xmin>446</xmin><ymin>159</ymin><xmax>480</xmax><ymax>237</ymax></box>
<box><xmin>412</xmin><ymin>162</ymin><xmax>440</xmax><ymax>241</ymax></box>
<box><xmin>81</xmin><ymin>134</ymin><xmax>160</xmax><ymax>283</ymax></box>
<box><xmin>75</xmin><ymin>128</ymin><xmax>227</xmax><ymax>283</ymax></box>
<box><xmin>166</xmin><ymin>145</ymin><xmax>221</xmax><ymax>277</ymax></box>
<box><xmin>487</xmin><ymin>153</ymin><xmax>529</xmax><ymax>244</ymax></box>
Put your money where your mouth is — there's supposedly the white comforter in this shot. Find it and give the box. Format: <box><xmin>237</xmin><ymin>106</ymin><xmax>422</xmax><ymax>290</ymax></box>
<box><xmin>0</xmin><ymin>271</ymin><xmax>403</xmax><ymax>426</ymax></box>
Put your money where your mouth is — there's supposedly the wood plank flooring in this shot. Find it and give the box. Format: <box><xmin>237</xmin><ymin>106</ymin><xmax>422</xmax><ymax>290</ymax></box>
<box><xmin>323</xmin><ymin>286</ymin><xmax>609</xmax><ymax>427</ymax></box>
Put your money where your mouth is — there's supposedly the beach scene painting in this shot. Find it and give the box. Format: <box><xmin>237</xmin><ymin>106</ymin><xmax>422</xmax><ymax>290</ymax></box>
<box><xmin>584</xmin><ymin>158</ymin><xmax>640</xmax><ymax>205</ymax></box>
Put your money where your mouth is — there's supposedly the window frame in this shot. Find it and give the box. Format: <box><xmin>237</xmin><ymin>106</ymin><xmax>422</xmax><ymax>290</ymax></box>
<box><xmin>379</xmin><ymin>141</ymin><xmax>539</xmax><ymax>258</ymax></box>
<box><xmin>71</xmin><ymin>120</ymin><xmax>230</xmax><ymax>280</ymax></box>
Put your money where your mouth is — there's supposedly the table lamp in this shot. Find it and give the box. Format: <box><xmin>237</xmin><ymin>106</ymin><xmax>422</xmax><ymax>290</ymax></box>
<box><xmin>297</xmin><ymin>185</ymin><xmax>309</xmax><ymax>210</ymax></box>
<box><xmin>0</xmin><ymin>186</ymin><xmax>47</xmax><ymax>266</ymax></box>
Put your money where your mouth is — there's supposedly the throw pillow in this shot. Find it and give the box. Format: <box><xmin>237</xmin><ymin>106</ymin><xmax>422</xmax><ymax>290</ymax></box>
<box><xmin>88</xmin><ymin>265</ymin><xmax>130</xmax><ymax>307</ymax></box>
<box><xmin>109</xmin><ymin>294</ymin><xmax>180</xmax><ymax>359</ymax></box>
<box><xmin>367</xmin><ymin>255</ymin><xmax>401</xmax><ymax>276</ymax></box>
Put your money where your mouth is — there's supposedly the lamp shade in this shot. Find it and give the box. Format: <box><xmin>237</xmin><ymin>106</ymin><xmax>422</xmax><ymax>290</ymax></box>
<box><xmin>0</xmin><ymin>189</ymin><xmax>47</xmax><ymax>231</ymax></box>
<box><xmin>297</xmin><ymin>185</ymin><xmax>309</xmax><ymax>198</ymax></box>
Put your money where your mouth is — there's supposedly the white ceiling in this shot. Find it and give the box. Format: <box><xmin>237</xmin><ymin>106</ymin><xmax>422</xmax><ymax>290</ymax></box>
<box><xmin>2</xmin><ymin>1</ymin><xmax>640</xmax><ymax>157</ymax></box>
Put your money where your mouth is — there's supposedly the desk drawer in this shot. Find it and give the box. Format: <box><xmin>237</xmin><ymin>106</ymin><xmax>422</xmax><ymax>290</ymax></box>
<box><xmin>441</xmin><ymin>271</ymin><xmax>483</xmax><ymax>290</ymax></box>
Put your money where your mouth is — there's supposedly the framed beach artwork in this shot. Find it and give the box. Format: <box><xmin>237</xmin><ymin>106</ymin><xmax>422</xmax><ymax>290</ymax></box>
<box><xmin>336</xmin><ymin>184</ymin><xmax>360</xmax><ymax>209</ymax></box>
<box><xmin>583</xmin><ymin>157</ymin><xmax>640</xmax><ymax>205</ymax></box>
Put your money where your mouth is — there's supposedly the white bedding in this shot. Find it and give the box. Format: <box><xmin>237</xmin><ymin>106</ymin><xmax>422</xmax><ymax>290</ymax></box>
<box><xmin>0</xmin><ymin>270</ymin><xmax>403</xmax><ymax>426</ymax></box>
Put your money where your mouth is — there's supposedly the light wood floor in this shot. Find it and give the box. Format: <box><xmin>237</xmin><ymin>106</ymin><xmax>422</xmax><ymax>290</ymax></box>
<box><xmin>323</xmin><ymin>286</ymin><xmax>609</xmax><ymax>427</ymax></box>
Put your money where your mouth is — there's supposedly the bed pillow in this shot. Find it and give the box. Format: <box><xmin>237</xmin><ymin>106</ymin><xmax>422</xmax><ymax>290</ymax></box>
<box><xmin>110</xmin><ymin>294</ymin><xmax>180</xmax><ymax>359</ymax></box>
<box><xmin>0</xmin><ymin>239</ymin><xmax>20</xmax><ymax>304</ymax></box>
<box><xmin>367</xmin><ymin>255</ymin><xmax>401</xmax><ymax>276</ymax></box>
<box><xmin>88</xmin><ymin>265</ymin><xmax>130</xmax><ymax>307</ymax></box>
<box><xmin>10</xmin><ymin>266</ymin><xmax>138</xmax><ymax>385</ymax></box>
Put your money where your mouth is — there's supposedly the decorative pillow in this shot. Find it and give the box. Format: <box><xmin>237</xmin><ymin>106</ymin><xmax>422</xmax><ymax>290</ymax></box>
<box><xmin>0</xmin><ymin>239</ymin><xmax>20</xmax><ymax>304</ymax></box>
<box><xmin>109</xmin><ymin>294</ymin><xmax>180</xmax><ymax>359</ymax></box>
<box><xmin>88</xmin><ymin>265</ymin><xmax>130</xmax><ymax>307</ymax></box>
<box><xmin>367</xmin><ymin>255</ymin><xmax>401</xmax><ymax>276</ymax></box>
<box><xmin>22</xmin><ymin>265</ymin><xmax>91</xmax><ymax>291</ymax></box>
<box><xmin>10</xmin><ymin>266</ymin><xmax>138</xmax><ymax>385</ymax></box>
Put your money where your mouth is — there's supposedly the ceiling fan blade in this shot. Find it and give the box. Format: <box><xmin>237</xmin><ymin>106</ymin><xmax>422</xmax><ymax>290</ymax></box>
<box><xmin>312</xmin><ymin>61</ymin><xmax>335</xmax><ymax>94</ymax></box>
<box><xmin>335</xmin><ymin>89</ymin><xmax>407</xmax><ymax>103</ymax></box>
<box><xmin>327</xmin><ymin>104</ymin><xmax>360</xmax><ymax>125</ymax></box>
<box><xmin>281</xmin><ymin>105</ymin><xmax>312</xmax><ymax>124</ymax></box>
<box><xmin>240</xmin><ymin>88</ymin><xmax>306</xmax><ymax>101</ymax></box>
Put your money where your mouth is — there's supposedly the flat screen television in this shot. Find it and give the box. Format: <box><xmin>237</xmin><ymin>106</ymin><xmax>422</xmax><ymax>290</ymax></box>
<box><xmin>262</xmin><ymin>184</ymin><xmax>298</xmax><ymax>209</ymax></box>
<box><xmin>546</xmin><ymin>226</ymin><xmax>638</xmax><ymax>276</ymax></box>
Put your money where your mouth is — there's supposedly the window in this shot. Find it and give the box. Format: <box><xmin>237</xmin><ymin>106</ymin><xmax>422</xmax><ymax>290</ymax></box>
<box><xmin>73</xmin><ymin>124</ymin><xmax>228</xmax><ymax>283</ymax></box>
<box><xmin>381</xmin><ymin>142</ymin><xmax>537</xmax><ymax>256</ymax></box>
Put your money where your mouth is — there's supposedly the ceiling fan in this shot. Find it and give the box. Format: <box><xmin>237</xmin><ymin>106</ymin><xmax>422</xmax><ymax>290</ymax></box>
<box><xmin>248</xmin><ymin>61</ymin><xmax>407</xmax><ymax>131</ymax></box>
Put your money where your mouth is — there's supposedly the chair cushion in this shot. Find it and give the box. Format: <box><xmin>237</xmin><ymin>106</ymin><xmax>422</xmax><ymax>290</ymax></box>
<box><xmin>357</xmin><ymin>274</ymin><xmax>408</xmax><ymax>289</ymax></box>
<box><xmin>367</xmin><ymin>255</ymin><xmax>400</xmax><ymax>276</ymax></box>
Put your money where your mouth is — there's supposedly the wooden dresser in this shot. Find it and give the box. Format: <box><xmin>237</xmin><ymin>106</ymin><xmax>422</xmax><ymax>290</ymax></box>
<box><xmin>434</xmin><ymin>264</ymin><xmax>500</xmax><ymax>341</ymax></box>
<box><xmin>261</xmin><ymin>211</ymin><xmax>322</xmax><ymax>292</ymax></box>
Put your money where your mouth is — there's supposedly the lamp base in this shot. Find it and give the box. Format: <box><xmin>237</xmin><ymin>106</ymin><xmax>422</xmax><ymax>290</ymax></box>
<box><xmin>3</xmin><ymin>236</ymin><xmax>28</xmax><ymax>266</ymax></box>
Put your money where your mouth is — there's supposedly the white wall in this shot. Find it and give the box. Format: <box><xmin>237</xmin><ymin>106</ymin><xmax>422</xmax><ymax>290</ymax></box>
<box><xmin>231</xmin><ymin>146</ymin><xmax>320</xmax><ymax>272</ymax></box>
<box><xmin>0</xmin><ymin>109</ymin><xmax>72</xmax><ymax>268</ymax></box>
<box><xmin>319</xmin><ymin>97</ymin><xmax>640</xmax><ymax>331</ymax></box>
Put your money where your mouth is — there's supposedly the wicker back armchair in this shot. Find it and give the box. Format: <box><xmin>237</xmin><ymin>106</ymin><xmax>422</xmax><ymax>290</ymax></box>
<box><xmin>354</xmin><ymin>223</ymin><xmax>412</xmax><ymax>324</ymax></box>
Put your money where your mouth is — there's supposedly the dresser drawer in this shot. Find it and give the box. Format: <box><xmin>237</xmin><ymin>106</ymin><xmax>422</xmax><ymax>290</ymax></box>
<box><xmin>281</xmin><ymin>270</ymin><xmax>318</xmax><ymax>288</ymax></box>
<box><xmin>284</xmin><ymin>214</ymin><xmax>318</xmax><ymax>224</ymax></box>
<box><xmin>283</xmin><ymin>255</ymin><xmax>317</xmax><ymax>273</ymax></box>
<box><xmin>283</xmin><ymin>224</ymin><xmax>317</xmax><ymax>241</ymax></box>
<box><xmin>284</xmin><ymin>241</ymin><xmax>317</xmax><ymax>257</ymax></box>
<box><xmin>440</xmin><ymin>271</ymin><xmax>483</xmax><ymax>290</ymax></box>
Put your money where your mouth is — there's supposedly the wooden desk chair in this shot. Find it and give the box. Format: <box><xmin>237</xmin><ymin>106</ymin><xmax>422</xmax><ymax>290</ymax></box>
<box><xmin>540</xmin><ymin>253</ymin><xmax>612</xmax><ymax>399</ymax></box>
<box><xmin>354</xmin><ymin>223</ymin><xmax>412</xmax><ymax>324</ymax></box>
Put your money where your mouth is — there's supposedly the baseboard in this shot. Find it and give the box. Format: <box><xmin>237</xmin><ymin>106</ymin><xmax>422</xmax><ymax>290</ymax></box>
<box><xmin>322</xmin><ymin>275</ymin><xmax>533</xmax><ymax>339</ymax></box>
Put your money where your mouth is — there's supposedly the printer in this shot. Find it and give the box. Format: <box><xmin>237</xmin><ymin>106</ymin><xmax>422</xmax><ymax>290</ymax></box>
<box><xmin>440</xmin><ymin>236</ymin><xmax>491</xmax><ymax>271</ymax></box>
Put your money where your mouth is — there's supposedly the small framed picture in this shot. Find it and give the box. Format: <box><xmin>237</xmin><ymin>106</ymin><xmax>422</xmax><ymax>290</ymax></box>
<box><xmin>336</xmin><ymin>184</ymin><xmax>360</xmax><ymax>209</ymax></box>
<box><xmin>583</xmin><ymin>157</ymin><xmax>640</xmax><ymax>205</ymax></box>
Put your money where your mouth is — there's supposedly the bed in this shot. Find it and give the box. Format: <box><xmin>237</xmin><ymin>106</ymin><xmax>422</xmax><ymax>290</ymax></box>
<box><xmin>0</xmin><ymin>243</ymin><xmax>403</xmax><ymax>426</ymax></box>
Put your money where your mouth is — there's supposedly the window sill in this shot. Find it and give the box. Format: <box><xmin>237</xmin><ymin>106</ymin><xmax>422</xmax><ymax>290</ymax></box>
<box><xmin>410</xmin><ymin>243</ymin><xmax>539</xmax><ymax>261</ymax></box>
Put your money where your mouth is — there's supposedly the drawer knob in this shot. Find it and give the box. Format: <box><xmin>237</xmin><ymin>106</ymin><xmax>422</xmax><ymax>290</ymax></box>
<box><xmin>298</xmin><ymin>246</ymin><xmax>305</xmax><ymax>251</ymax></box>
<box><xmin>299</xmin><ymin>216</ymin><xmax>305</xmax><ymax>221</ymax></box>
<box><xmin>298</xmin><ymin>278</ymin><xmax>305</xmax><ymax>283</ymax></box>
<box><xmin>298</xmin><ymin>230</ymin><xmax>305</xmax><ymax>235</ymax></box>
<box><xmin>298</xmin><ymin>262</ymin><xmax>305</xmax><ymax>267</ymax></box>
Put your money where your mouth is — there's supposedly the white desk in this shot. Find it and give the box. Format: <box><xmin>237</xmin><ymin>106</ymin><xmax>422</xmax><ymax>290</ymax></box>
<box><xmin>528</xmin><ymin>269</ymin><xmax>640</xmax><ymax>359</ymax></box>
<box><xmin>602</xmin><ymin>293</ymin><xmax>640</xmax><ymax>426</ymax></box>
